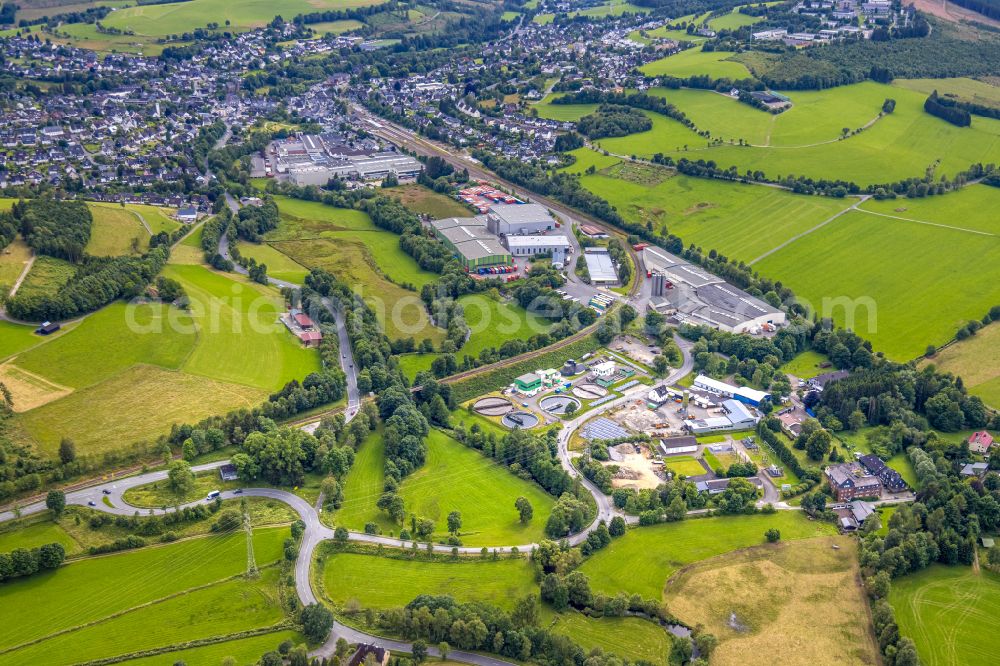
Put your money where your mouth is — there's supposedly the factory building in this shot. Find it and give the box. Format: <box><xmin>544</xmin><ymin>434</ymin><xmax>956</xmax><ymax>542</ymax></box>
<box><xmin>692</xmin><ymin>374</ymin><xmax>771</xmax><ymax>407</ymax></box>
<box><xmin>504</xmin><ymin>235</ymin><xmax>571</xmax><ymax>265</ymax></box>
<box><xmin>684</xmin><ymin>399</ymin><xmax>761</xmax><ymax>434</ymax></box>
<box><xmin>430</xmin><ymin>217</ymin><xmax>511</xmax><ymax>270</ymax></box>
<box><xmin>643</xmin><ymin>246</ymin><xmax>785</xmax><ymax>334</ymax></box>
<box><xmin>584</xmin><ymin>248</ymin><xmax>619</xmax><ymax>285</ymax></box>
<box><xmin>486</xmin><ymin>203</ymin><xmax>556</xmax><ymax>236</ymax></box>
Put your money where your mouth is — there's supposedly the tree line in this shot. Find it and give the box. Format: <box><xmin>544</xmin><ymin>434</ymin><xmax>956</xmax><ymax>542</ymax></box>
<box><xmin>924</xmin><ymin>91</ymin><xmax>972</xmax><ymax>127</ymax></box>
<box><xmin>14</xmin><ymin>197</ymin><xmax>92</xmax><ymax>262</ymax></box>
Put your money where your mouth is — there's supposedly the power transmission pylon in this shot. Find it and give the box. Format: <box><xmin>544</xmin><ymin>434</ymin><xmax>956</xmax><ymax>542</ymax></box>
<box><xmin>243</xmin><ymin>498</ymin><xmax>259</xmax><ymax>579</ymax></box>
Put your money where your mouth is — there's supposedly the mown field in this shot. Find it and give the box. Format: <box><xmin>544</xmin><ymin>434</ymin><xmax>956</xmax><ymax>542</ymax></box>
<box><xmin>563</xmin><ymin>151</ymin><xmax>853</xmax><ymax>263</ymax></box>
<box><xmin>575</xmin><ymin>82</ymin><xmax>1000</xmax><ymax>185</ymax></box>
<box><xmin>331</xmin><ymin>429</ymin><xmax>556</xmax><ymax>544</ymax></box>
<box><xmin>665</xmin><ymin>536</ymin><xmax>879</xmax><ymax>666</ymax></box>
<box><xmin>640</xmin><ymin>47</ymin><xmax>751</xmax><ymax>80</ymax></box>
<box><xmin>117</xmin><ymin>630</ymin><xmax>305</xmax><ymax>666</ymax></box>
<box><xmin>577</xmin><ymin>512</ymin><xmax>837</xmax><ymax>600</ymax></box>
<box><xmin>320</xmin><ymin>551</ymin><xmax>536</xmax><ymax>610</ymax></box>
<box><xmin>6</xmin><ymin>259</ymin><xmax>318</xmax><ymax>456</ymax></box>
<box><xmin>778</xmin><ymin>350</ymin><xmax>830</xmax><ymax>380</ymax></box>
<box><xmin>755</xmin><ymin>192</ymin><xmax>1000</xmax><ymax>360</ymax></box>
<box><xmin>103</xmin><ymin>0</ymin><xmax>385</xmax><ymax>38</ymax></box>
<box><xmin>923</xmin><ymin>322</ymin><xmax>1000</xmax><ymax>408</ymax></box>
<box><xmin>533</xmin><ymin>1</ymin><xmax>649</xmax><ymax>24</ymax></box>
<box><xmin>265</xmin><ymin>196</ymin><xmax>445</xmax><ymax>345</ymax></box>
<box><xmin>0</xmin><ymin>528</ymin><xmax>288</xmax><ymax>665</ymax></box>
<box><xmin>85</xmin><ymin>203</ymin><xmax>150</xmax><ymax>256</ymax></box>
<box><xmin>889</xmin><ymin>565</ymin><xmax>1000</xmax><ymax>666</ymax></box>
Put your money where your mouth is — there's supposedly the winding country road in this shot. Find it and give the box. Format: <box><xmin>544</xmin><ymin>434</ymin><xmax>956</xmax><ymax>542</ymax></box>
<box><xmin>0</xmin><ymin>337</ymin><xmax>696</xmax><ymax>663</ymax></box>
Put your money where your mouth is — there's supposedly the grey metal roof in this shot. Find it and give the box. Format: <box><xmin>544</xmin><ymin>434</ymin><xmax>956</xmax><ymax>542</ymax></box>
<box><xmin>585</xmin><ymin>249</ymin><xmax>617</xmax><ymax>283</ymax></box>
<box><xmin>488</xmin><ymin>202</ymin><xmax>551</xmax><ymax>225</ymax></box>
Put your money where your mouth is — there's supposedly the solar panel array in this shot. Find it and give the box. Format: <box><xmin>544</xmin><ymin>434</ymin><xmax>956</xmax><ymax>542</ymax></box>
<box><xmin>581</xmin><ymin>417</ymin><xmax>630</xmax><ymax>441</ymax></box>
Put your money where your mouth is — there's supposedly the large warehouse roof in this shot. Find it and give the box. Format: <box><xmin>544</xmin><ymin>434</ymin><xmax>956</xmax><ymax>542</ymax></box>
<box><xmin>431</xmin><ymin>216</ymin><xmax>487</xmax><ymax>232</ymax></box>
<box><xmin>488</xmin><ymin>203</ymin><xmax>551</xmax><ymax>225</ymax></box>
<box><xmin>439</xmin><ymin>224</ymin><xmax>494</xmax><ymax>245</ymax></box>
<box><xmin>505</xmin><ymin>235</ymin><xmax>571</xmax><ymax>249</ymax></box>
<box><xmin>585</xmin><ymin>249</ymin><xmax>618</xmax><ymax>283</ymax></box>
<box><xmin>456</xmin><ymin>237</ymin><xmax>510</xmax><ymax>261</ymax></box>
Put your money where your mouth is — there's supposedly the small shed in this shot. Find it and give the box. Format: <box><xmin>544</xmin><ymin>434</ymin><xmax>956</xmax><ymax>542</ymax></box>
<box><xmin>36</xmin><ymin>321</ymin><xmax>60</xmax><ymax>335</ymax></box>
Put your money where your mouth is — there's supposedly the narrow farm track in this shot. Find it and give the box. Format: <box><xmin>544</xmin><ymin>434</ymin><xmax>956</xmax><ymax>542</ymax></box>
<box><xmin>747</xmin><ymin>196</ymin><xmax>868</xmax><ymax>266</ymax></box>
<box><xmin>853</xmin><ymin>207</ymin><xmax>998</xmax><ymax>237</ymax></box>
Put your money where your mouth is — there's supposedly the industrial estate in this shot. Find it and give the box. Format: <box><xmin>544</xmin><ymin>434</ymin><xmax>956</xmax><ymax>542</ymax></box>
<box><xmin>0</xmin><ymin>1</ymin><xmax>998</xmax><ymax>666</ymax></box>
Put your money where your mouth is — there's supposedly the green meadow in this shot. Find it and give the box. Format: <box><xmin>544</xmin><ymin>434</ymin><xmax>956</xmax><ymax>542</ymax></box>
<box><xmin>755</xmin><ymin>199</ymin><xmax>1000</xmax><ymax>360</ymax></box>
<box><xmin>564</xmin><ymin>153</ymin><xmax>853</xmax><ymax>263</ymax></box>
<box><xmin>265</xmin><ymin>196</ymin><xmax>444</xmax><ymax>344</ymax></box>
<box><xmin>889</xmin><ymin>566</ymin><xmax>1000</xmax><ymax>666</ymax></box>
<box><xmin>577</xmin><ymin>513</ymin><xmax>836</xmax><ymax>600</ymax></box>
<box><xmin>0</xmin><ymin>520</ymin><xmax>76</xmax><ymax>554</ymax></box>
<box><xmin>0</xmin><ymin>529</ymin><xmax>286</xmax><ymax>657</ymax></box>
<box><xmin>640</xmin><ymin>47</ymin><xmax>751</xmax><ymax>80</ymax></box>
<box><xmin>924</xmin><ymin>322</ymin><xmax>1000</xmax><ymax>408</ymax></box>
<box><xmin>547</xmin><ymin>612</ymin><xmax>672</xmax><ymax>666</ymax></box>
<box><xmin>103</xmin><ymin>0</ymin><xmax>384</xmax><ymax>38</ymax></box>
<box><xmin>117</xmin><ymin>630</ymin><xmax>305</xmax><ymax>666</ymax></box>
<box><xmin>331</xmin><ymin>429</ymin><xmax>556</xmax><ymax>544</ymax></box>
<box><xmin>320</xmin><ymin>551</ymin><xmax>536</xmax><ymax>610</ymax></box>
<box><xmin>85</xmin><ymin>204</ymin><xmax>149</xmax><ymax>257</ymax></box>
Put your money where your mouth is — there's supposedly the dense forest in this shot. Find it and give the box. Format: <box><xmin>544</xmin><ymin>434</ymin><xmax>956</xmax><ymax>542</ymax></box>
<box><xmin>923</xmin><ymin>90</ymin><xmax>973</xmax><ymax>127</ymax></box>
<box><xmin>576</xmin><ymin>104</ymin><xmax>653</xmax><ymax>139</ymax></box>
<box><xmin>15</xmin><ymin>198</ymin><xmax>92</xmax><ymax>262</ymax></box>
<box><xmin>948</xmin><ymin>0</ymin><xmax>1000</xmax><ymax>20</ymax></box>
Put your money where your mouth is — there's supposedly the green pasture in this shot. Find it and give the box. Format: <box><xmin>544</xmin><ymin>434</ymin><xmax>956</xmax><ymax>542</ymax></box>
<box><xmin>858</xmin><ymin>184</ymin><xmax>1000</xmax><ymax>234</ymax></box>
<box><xmin>308</xmin><ymin>19</ymin><xmax>364</xmax><ymax>34</ymax></box>
<box><xmin>163</xmin><ymin>264</ymin><xmax>320</xmax><ymax>390</ymax></box>
<box><xmin>103</xmin><ymin>0</ymin><xmax>384</xmax><ymax>38</ymax></box>
<box><xmin>893</xmin><ymin>77</ymin><xmax>1000</xmax><ymax>109</ymax></box>
<box><xmin>889</xmin><ymin>566</ymin><xmax>1000</xmax><ymax>666</ymax></box>
<box><xmin>85</xmin><ymin>203</ymin><xmax>149</xmax><ymax>256</ymax></box>
<box><xmin>0</xmin><ymin>320</ymin><xmax>47</xmax><ymax>360</ymax></box>
<box><xmin>320</xmin><ymin>551</ymin><xmax>536</xmax><ymax>610</ymax></box>
<box><xmin>531</xmin><ymin>94</ymin><xmax>598</xmax><ymax>122</ymax></box>
<box><xmin>267</xmin><ymin>196</ymin><xmax>443</xmax><ymax>344</ymax></box>
<box><xmin>924</xmin><ymin>322</ymin><xmax>1000</xmax><ymax>408</ymax></box>
<box><xmin>118</xmin><ymin>630</ymin><xmax>305</xmax><ymax>666</ymax></box>
<box><xmin>640</xmin><ymin>48</ymin><xmax>751</xmax><ymax>80</ymax></box>
<box><xmin>0</xmin><ymin>528</ymin><xmax>285</xmax><ymax>652</ymax></box>
<box><xmin>4</xmin><ymin>568</ymin><xmax>287</xmax><ymax>665</ymax></box>
<box><xmin>577</xmin><ymin>513</ymin><xmax>836</xmax><ymax>600</ymax></box>
<box><xmin>568</xmin><ymin>158</ymin><xmax>852</xmax><ymax>263</ymax></box>
<box><xmin>396</xmin><ymin>352</ymin><xmax>438</xmax><ymax>380</ymax></box>
<box><xmin>708</xmin><ymin>9</ymin><xmax>763</xmax><ymax>30</ymax></box>
<box><xmin>458</xmin><ymin>293</ymin><xmax>553</xmax><ymax>359</ymax></box>
<box><xmin>630</xmin><ymin>83</ymin><xmax>1000</xmax><ymax>185</ymax></box>
<box><xmin>662</xmin><ymin>455</ymin><xmax>707</xmax><ymax>477</ymax></box>
<box><xmin>14</xmin><ymin>302</ymin><xmax>191</xmax><ymax>389</ymax></box>
<box><xmin>0</xmin><ymin>520</ymin><xmax>76</xmax><ymax>554</ymax></box>
<box><xmin>779</xmin><ymin>350</ymin><xmax>830</xmax><ymax>380</ymax></box>
<box><xmin>126</xmin><ymin>204</ymin><xmax>182</xmax><ymax>235</ymax></box>
<box><xmin>236</xmin><ymin>240</ymin><xmax>310</xmax><ymax>284</ymax></box>
<box><xmin>756</xmin><ymin>208</ymin><xmax>1000</xmax><ymax>361</ymax></box>
<box><xmin>332</xmin><ymin>429</ymin><xmax>556</xmax><ymax>544</ymax></box>
<box><xmin>548</xmin><ymin>612</ymin><xmax>672</xmax><ymax>666</ymax></box>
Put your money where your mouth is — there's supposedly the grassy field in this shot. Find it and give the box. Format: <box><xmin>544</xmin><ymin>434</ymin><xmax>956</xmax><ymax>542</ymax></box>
<box><xmin>665</xmin><ymin>536</ymin><xmax>879</xmax><ymax>665</ymax></box>
<box><xmin>103</xmin><ymin>0</ymin><xmax>384</xmax><ymax>38</ymax></box>
<box><xmin>16</xmin><ymin>256</ymin><xmax>76</xmax><ymax>301</ymax></box>
<box><xmin>7</xmin><ymin>263</ymin><xmax>317</xmax><ymax>456</ymax></box>
<box><xmin>85</xmin><ymin>203</ymin><xmax>149</xmax><ymax>256</ymax></box>
<box><xmin>566</xmin><ymin>156</ymin><xmax>853</xmax><ymax>263</ymax></box>
<box><xmin>547</xmin><ymin>612</ymin><xmax>672</xmax><ymax>665</ymax></box>
<box><xmin>0</xmin><ymin>237</ymin><xmax>32</xmax><ymax>296</ymax></box>
<box><xmin>578</xmin><ymin>512</ymin><xmax>837</xmax><ymax>600</ymax></box>
<box><xmin>531</xmin><ymin>94</ymin><xmax>599</xmax><ymax>122</ymax></box>
<box><xmin>779</xmin><ymin>350</ymin><xmax>830</xmax><ymax>380</ymax></box>
<box><xmin>307</xmin><ymin>19</ymin><xmax>364</xmax><ymax>34</ymax></box>
<box><xmin>640</xmin><ymin>47</ymin><xmax>751</xmax><ymax>80</ymax></box>
<box><xmin>708</xmin><ymin>9</ymin><xmax>764</xmax><ymax>30</ymax></box>
<box><xmin>923</xmin><ymin>322</ymin><xmax>1000</xmax><ymax>408</ymax></box>
<box><xmin>161</xmin><ymin>264</ymin><xmax>320</xmax><ymax>390</ymax></box>
<box><xmin>534</xmin><ymin>1</ymin><xmax>649</xmax><ymax>24</ymax></box>
<box><xmin>662</xmin><ymin>455</ymin><xmax>707</xmax><ymax>477</ymax></box>
<box><xmin>622</xmin><ymin>82</ymin><xmax>1000</xmax><ymax>185</ymax></box>
<box><xmin>125</xmin><ymin>204</ymin><xmax>182</xmax><ymax>235</ymax></box>
<box><xmin>266</xmin><ymin>196</ymin><xmax>444</xmax><ymax>344</ymax></box>
<box><xmin>387</xmin><ymin>184</ymin><xmax>473</xmax><ymax>219</ymax></box>
<box><xmin>331</xmin><ymin>429</ymin><xmax>556</xmax><ymax>544</ymax></box>
<box><xmin>0</xmin><ymin>528</ymin><xmax>286</xmax><ymax>657</ymax></box>
<box><xmin>893</xmin><ymin>77</ymin><xmax>1000</xmax><ymax>109</ymax></box>
<box><xmin>118</xmin><ymin>630</ymin><xmax>305</xmax><ymax>666</ymax></box>
<box><xmin>320</xmin><ymin>551</ymin><xmax>536</xmax><ymax>610</ymax></box>
<box><xmin>236</xmin><ymin>239</ymin><xmax>310</xmax><ymax>284</ymax></box>
<box><xmin>0</xmin><ymin>520</ymin><xmax>76</xmax><ymax>553</ymax></box>
<box><xmin>755</xmin><ymin>202</ymin><xmax>1000</xmax><ymax>361</ymax></box>
<box><xmin>889</xmin><ymin>565</ymin><xmax>1000</xmax><ymax>666</ymax></box>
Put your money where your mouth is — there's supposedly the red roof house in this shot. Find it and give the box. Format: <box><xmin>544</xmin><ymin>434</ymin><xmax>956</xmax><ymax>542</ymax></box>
<box><xmin>969</xmin><ymin>431</ymin><xmax>994</xmax><ymax>455</ymax></box>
